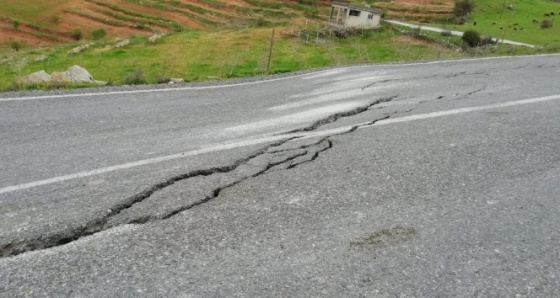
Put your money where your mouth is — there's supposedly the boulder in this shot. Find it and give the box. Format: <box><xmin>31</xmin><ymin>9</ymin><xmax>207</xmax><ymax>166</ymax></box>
<box><xmin>169</xmin><ymin>78</ymin><xmax>184</xmax><ymax>84</ymax></box>
<box><xmin>20</xmin><ymin>70</ymin><xmax>51</xmax><ymax>84</ymax></box>
<box><xmin>50</xmin><ymin>71</ymin><xmax>66</xmax><ymax>82</ymax></box>
<box><xmin>67</xmin><ymin>43</ymin><xmax>93</xmax><ymax>56</ymax></box>
<box><xmin>115</xmin><ymin>39</ymin><xmax>130</xmax><ymax>48</ymax></box>
<box><xmin>65</xmin><ymin>65</ymin><xmax>93</xmax><ymax>82</ymax></box>
<box><xmin>35</xmin><ymin>55</ymin><xmax>47</xmax><ymax>62</ymax></box>
<box><xmin>148</xmin><ymin>34</ymin><xmax>160</xmax><ymax>43</ymax></box>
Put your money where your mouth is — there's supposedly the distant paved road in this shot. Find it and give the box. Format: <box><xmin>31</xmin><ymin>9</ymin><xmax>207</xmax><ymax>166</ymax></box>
<box><xmin>1</xmin><ymin>55</ymin><xmax>560</xmax><ymax>296</ymax></box>
<box><xmin>385</xmin><ymin>20</ymin><xmax>537</xmax><ymax>48</ymax></box>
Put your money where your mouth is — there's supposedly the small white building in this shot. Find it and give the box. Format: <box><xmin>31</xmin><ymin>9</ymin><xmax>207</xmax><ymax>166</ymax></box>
<box><xmin>329</xmin><ymin>2</ymin><xmax>383</xmax><ymax>29</ymax></box>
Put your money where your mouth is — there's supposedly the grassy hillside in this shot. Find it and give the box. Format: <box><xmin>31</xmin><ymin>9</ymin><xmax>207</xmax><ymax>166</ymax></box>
<box><xmin>459</xmin><ymin>0</ymin><xmax>560</xmax><ymax>46</ymax></box>
<box><xmin>0</xmin><ymin>0</ymin><xmax>329</xmax><ymax>45</ymax></box>
<box><xmin>0</xmin><ymin>26</ymin><xmax>469</xmax><ymax>90</ymax></box>
<box><xmin>0</xmin><ymin>0</ymin><xmax>558</xmax><ymax>91</ymax></box>
<box><xmin>394</xmin><ymin>0</ymin><xmax>560</xmax><ymax>46</ymax></box>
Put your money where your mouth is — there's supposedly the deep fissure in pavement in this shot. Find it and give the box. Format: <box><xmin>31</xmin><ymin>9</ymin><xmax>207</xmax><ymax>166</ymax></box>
<box><xmin>285</xmin><ymin>96</ymin><xmax>397</xmax><ymax>134</ymax></box>
<box><xmin>0</xmin><ymin>96</ymin><xmax>396</xmax><ymax>258</ymax></box>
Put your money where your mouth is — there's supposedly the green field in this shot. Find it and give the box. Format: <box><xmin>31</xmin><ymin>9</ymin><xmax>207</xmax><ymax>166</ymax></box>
<box><xmin>435</xmin><ymin>0</ymin><xmax>560</xmax><ymax>46</ymax></box>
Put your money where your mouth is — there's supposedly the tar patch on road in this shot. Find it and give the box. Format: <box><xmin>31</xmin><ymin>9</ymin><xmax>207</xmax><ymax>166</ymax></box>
<box><xmin>350</xmin><ymin>226</ymin><xmax>417</xmax><ymax>250</ymax></box>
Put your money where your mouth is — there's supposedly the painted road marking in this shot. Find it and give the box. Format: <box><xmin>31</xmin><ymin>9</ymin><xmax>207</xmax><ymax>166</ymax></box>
<box><xmin>1</xmin><ymin>94</ymin><xmax>559</xmax><ymax>194</ymax></box>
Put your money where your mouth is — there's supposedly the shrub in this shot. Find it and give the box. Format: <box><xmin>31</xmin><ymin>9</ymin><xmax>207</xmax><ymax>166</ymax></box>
<box><xmin>122</xmin><ymin>68</ymin><xmax>146</xmax><ymax>85</ymax></box>
<box><xmin>541</xmin><ymin>19</ymin><xmax>553</xmax><ymax>29</ymax></box>
<box><xmin>155</xmin><ymin>75</ymin><xmax>171</xmax><ymax>84</ymax></box>
<box><xmin>11</xmin><ymin>20</ymin><xmax>21</xmax><ymax>30</ymax></box>
<box><xmin>454</xmin><ymin>0</ymin><xmax>474</xmax><ymax>18</ymax></box>
<box><xmin>10</xmin><ymin>41</ymin><xmax>22</xmax><ymax>52</ymax></box>
<box><xmin>70</xmin><ymin>28</ymin><xmax>83</xmax><ymax>40</ymax></box>
<box><xmin>90</xmin><ymin>28</ymin><xmax>107</xmax><ymax>40</ymax></box>
<box><xmin>462</xmin><ymin>29</ymin><xmax>480</xmax><ymax>47</ymax></box>
<box><xmin>50</xmin><ymin>15</ymin><xmax>60</xmax><ymax>25</ymax></box>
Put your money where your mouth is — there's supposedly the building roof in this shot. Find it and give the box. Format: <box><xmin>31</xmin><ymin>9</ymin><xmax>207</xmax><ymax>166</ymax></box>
<box><xmin>331</xmin><ymin>2</ymin><xmax>384</xmax><ymax>14</ymax></box>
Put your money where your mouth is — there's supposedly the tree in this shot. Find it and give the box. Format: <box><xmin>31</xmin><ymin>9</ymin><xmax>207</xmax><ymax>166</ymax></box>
<box><xmin>454</xmin><ymin>0</ymin><xmax>475</xmax><ymax>18</ymax></box>
<box><xmin>11</xmin><ymin>20</ymin><xmax>21</xmax><ymax>30</ymax></box>
<box><xmin>461</xmin><ymin>29</ymin><xmax>481</xmax><ymax>47</ymax></box>
<box><xmin>10</xmin><ymin>41</ymin><xmax>22</xmax><ymax>52</ymax></box>
<box><xmin>70</xmin><ymin>28</ymin><xmax>83</xmax><ymax>41</ymax></box>
<box><xmin>541</xmin><ymin>19</ymin><xmax>553</xmax><ymax>29</ymax></box>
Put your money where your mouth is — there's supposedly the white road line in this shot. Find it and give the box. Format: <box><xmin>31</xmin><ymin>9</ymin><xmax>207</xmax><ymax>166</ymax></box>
<box><xmin>1</xmin><ymin>54</ymin><xmax>558</xmax><ymax>102</ymax></box>
<box><xmin>1</xmin><ymin>94</ymin><xmax>559</xmax><ymax>194</ymax></box>
<box><xmin>373</xmin><ymin>95</ymin><xmax>560</xmax><ymax>126</ymax></box>
<box><xmin>0</xmin><ymin>135</ymin><xmax>289</xmax><ymax>195</ymax></box>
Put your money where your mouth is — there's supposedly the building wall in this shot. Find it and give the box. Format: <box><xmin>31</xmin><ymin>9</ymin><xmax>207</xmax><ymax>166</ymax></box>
<box><xmin>344</xmin><ymin>9</ymin><xmax>381</xmax><ymax>29</ymax></box>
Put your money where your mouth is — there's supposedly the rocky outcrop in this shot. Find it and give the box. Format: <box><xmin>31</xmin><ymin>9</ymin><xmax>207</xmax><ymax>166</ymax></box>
<box><xmin>20</xmin><ymin>65</ymin><xmax>98</xmax><ymax>85</ymax></box>
<box><xmin>168</xmin><ymin>78</ymin><xmax>185</xmax><ymax>84</ymax></box>
<box><xmin>65</xmin><ymin>65</ymin><xmax>94</xmax><ymax>82</ymax></box>
<box><xmin>67</xmin><ymin>43</ymin><xmax>93</xmax><ymax>56</ymax></box>
<box><xmin>34</xmin><ymin>55</ymin><xmax>47</xmax><ymax>62</ymax></box>
<box><xmin>148</xmin><ymin>34</ymin><xmax>160</xmax><ymax>43</ymax></box>
<box><xmin>20</xmin><ymin>70</ymin><xmax>51</xmax><ymax>84</ymax></box>
<box><xmin>115</xmin><ymin>39</ymin><xmax>130</xmax><ymax>48</ymax></box>
<box><xmin>50</xmin><ymin>71</ymin><xmax>66</xmax><ymax>82</ymax></box>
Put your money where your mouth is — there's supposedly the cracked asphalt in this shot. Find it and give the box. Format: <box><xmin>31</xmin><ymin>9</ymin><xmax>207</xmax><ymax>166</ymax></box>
<box><xmin>1</xmin><ymin>55</ymin><xmax>560</xmax><ymax>296</ymax></box>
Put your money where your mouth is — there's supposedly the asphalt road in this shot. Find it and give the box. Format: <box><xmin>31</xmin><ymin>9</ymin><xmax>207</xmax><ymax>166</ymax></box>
<box><xmin>1</xmin><ymin>55</ymin><xmax>560</xmax><ymax>296</ymax></box>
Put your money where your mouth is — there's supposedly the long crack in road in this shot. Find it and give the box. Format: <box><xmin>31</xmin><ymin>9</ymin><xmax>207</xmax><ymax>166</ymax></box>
<box><xmin>0</xmin><ymin>96</ymin><xmax>398</xmax><ymax>258</ymax></box>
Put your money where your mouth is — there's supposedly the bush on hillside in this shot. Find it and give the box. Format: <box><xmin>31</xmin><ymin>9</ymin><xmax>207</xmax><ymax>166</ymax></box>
<box><xmin>70</xmin><ymin>28</ymin><xmax>83</xmax><ymax>41</ymax></box>
<box><xmin>10</xmin><ymin>41</ymin><xmax>22</xmax><ymax>52</ymax></box>
<box><xmin>50</xmin><ymin>15</ymin><xmax>60</xmax><ymax>25</ymax></box>
<box><xmin>462</xmin><ymin>29</ymin><xmax>480</xmax><ymax>47</ymax></box>
<box><xmin>454</xmin><ymin>0</ymin><xmax>474</xmax><ymax>18</ymax></box>
<box><xmin>155</xmin><ymin>75</ymin><xmax>171</xmax><ymax>84</ymax></box>
<box><xmin>122</xmin><ymin>68</ymin><xmax>146</xmax><ymax>85</ymax></box>
<box><xmin>11</xmin><ymin>20</ymin><xmax>21</xmax><ymax>30</ymax></box>
<box><xmin>541</xmin><ymin>19</ymin><xmax>553</xmax><ymax>29</ymax></box>
<box><xmin>90</xmin><ymin>28</ymin><xmax>107</xmax><ymax>40</ymax></box>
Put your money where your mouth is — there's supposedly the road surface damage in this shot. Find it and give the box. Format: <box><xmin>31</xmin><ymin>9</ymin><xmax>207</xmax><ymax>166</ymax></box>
<box><xmin>0</xmin><ymin>96</ymin><xmax>398</xmax><ymax>258</ymax></box>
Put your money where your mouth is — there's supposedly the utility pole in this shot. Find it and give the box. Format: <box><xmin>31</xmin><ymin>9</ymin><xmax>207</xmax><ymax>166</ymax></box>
<box><xmin>499</xmin><ymin>0</ymin><xmax>508</xmax><ymax>20</ymax></box>
<box><xmin>266</xmin><ymin>28</ymin><xmax>275</xmax><ymax>74</ymax></box>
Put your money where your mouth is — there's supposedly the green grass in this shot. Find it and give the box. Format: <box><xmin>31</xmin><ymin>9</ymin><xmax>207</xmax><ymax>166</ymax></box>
<box><xmin>436</xmin><ymin>0</ymin><xmax>560</xmax><ymax>46</ymax></box>
<box><xmin>0</xmin><ymin>26</ymin><xmax>467</xmax><ymax>90</ymax></box>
